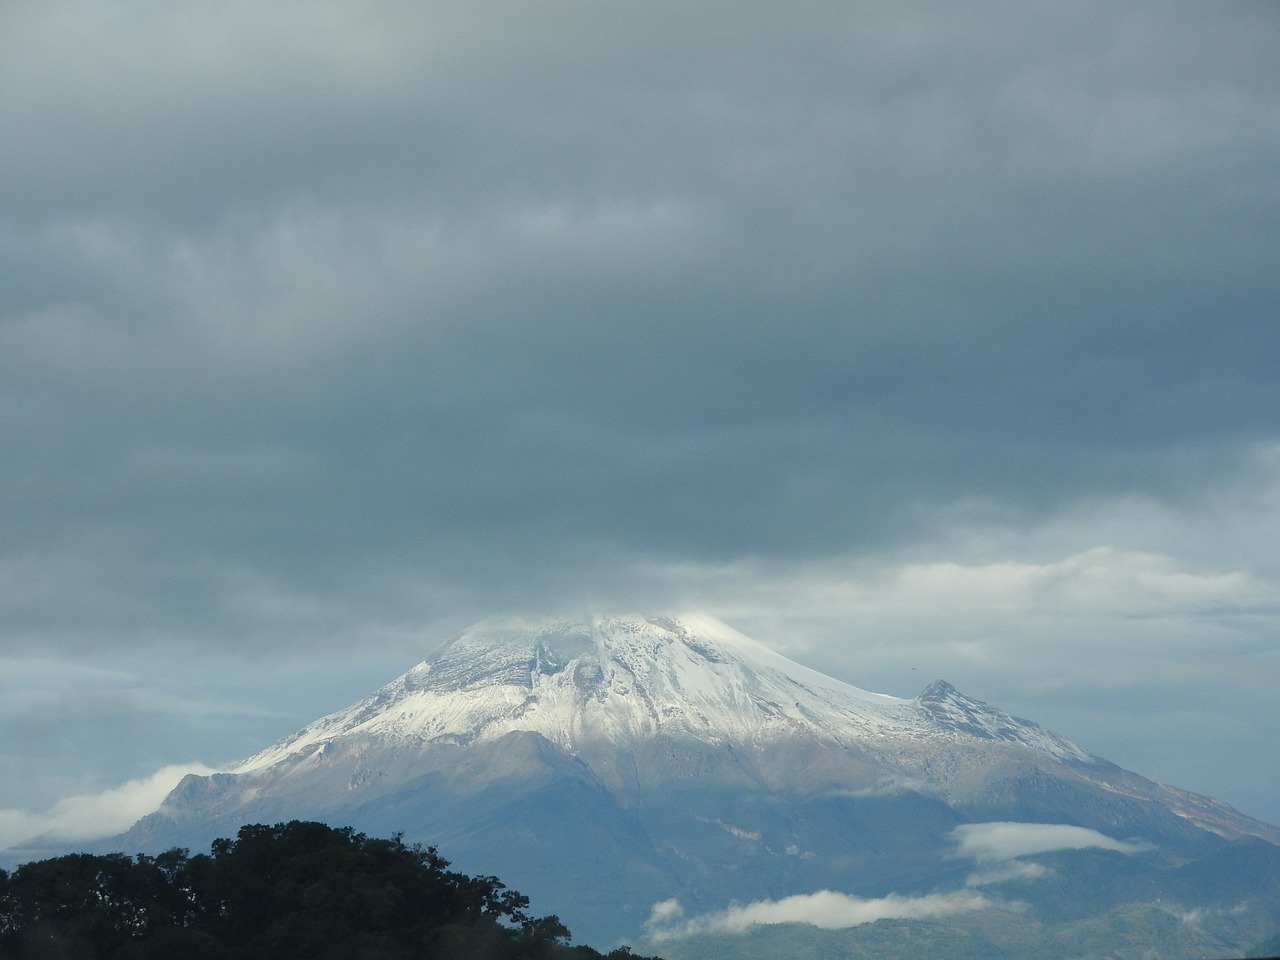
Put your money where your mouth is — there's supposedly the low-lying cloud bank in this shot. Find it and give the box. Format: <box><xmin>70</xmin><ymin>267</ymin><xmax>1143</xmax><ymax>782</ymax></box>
<box><xmin>0</xmin><ymin>763</ymin><xmax>214</xmax><ymax>852</ymax></box>
<box><xmin>646</xmin><ymin>821</ymin><xmax>1148</xmax><ymax>939</ymax></box>
<box><xmin>644</xmin><ymin>889</ymin><xmax>995</xmax><ymax>941</ymax></box>
<box><xmin>950</xmin><ymin>821</ymin><xmax>1148</xmax><ymax>863</ymax></box>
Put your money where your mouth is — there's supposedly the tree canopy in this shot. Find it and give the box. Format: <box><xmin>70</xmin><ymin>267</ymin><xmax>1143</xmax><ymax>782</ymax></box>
<box><xmin>0</xmin><ymin>821</ymin><xmax>657</xmax><ymax>960</ymax></box>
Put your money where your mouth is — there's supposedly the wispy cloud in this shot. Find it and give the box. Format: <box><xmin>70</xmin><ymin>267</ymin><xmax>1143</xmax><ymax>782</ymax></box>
<box><xmin>964</xmin><ymin>860</ymin><xmax>1050</xmax><ymax>888</ymax></box>
<box><xmin>0</xmin><ymin>763</ymin><xmax>214</xmax><ymax>851</ymax></box>
<box><xmin>642</xmin><ymin>819</ymin><xmax>1150</xmax><ymax>940</ymax></box>
<box><xmin>951</xmin><ymin>821</ymin><xmax>1148</xmax><ymax>863</ymax></box>
<box><xmin>644</xmin><ymin>889</ymin><xmax>995</xmax><ymax>941</ymax></box>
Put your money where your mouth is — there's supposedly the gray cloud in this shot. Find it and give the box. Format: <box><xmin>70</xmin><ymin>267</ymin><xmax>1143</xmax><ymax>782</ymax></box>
<box><xmin>1</xmin><ymin>1</ymin><xmax>1277</xmax><ymax>825</ymax></box>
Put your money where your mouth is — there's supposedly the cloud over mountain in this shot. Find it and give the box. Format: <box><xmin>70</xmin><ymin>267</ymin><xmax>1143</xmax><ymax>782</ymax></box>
<box><xmin>950</xmin><ymin>821</ymin><xmax>1148</xmax><ymax>863</ymax></box>
<box><xmin>0</xmin><ymin>763</ymin><xmax>214</xmax><ymax>851</ymax></box>
<box><xmin>1</xmin><ymin>0</ymin><xmax>1277</xmax><ymax>842</ymax></box>
<box><xmin>644</xmin><ymin>889</ymin><xmax>997</xmax><ymax>940</ymax></box>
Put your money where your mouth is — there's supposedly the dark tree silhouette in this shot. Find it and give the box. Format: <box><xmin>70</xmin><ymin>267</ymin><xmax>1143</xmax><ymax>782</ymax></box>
<box><xmin>0</xmin><ymin>822</ymin><xmax>658</xmax><ymax>960</ymax></box>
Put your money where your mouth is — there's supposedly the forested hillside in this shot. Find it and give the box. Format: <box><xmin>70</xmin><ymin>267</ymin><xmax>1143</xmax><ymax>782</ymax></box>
<box><xmin>0</xmin><ymin>821</ymin><xmax>657</xmax><ymax>960</ymax></box>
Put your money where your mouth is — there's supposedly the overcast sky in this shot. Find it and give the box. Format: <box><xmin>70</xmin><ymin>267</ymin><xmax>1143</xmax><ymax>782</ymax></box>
<box><xmin>2</xmin><ymin>0</ymin><xmax>1278</xmax><ymax>850</ymax></box>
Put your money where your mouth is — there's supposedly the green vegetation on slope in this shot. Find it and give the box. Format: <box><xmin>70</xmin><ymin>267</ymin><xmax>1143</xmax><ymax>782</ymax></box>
<box><xmin>0</xmin><ymin>821</ymin><xmax>658</xmax><ymax>960</ymax></box>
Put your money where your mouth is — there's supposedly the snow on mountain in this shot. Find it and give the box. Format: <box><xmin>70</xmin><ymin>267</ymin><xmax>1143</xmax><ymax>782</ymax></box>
<box><xmin>201</xmin><ymin>612</ymin><xmax>1280</xmax><ymax>853</ymax></box>
<box><xmin>230</xmin><ymin>613</ymin><xmax>1094</xmax><ymax>778</ymax></box>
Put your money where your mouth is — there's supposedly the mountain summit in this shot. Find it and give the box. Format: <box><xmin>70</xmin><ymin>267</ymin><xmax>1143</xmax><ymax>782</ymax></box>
<box><xmin>117</xmin><ymin>614</ymin><xmax>1280</xmax><ymax>949</ymax></box>
<box><xmin>231</xmin><ymin>613</ymin><xmax>1089</xmax><ymax>779</ymax></box>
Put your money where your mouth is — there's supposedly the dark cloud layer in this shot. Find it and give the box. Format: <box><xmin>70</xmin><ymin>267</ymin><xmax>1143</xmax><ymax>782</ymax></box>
<box><xmin>2</xmin><ymin>1</ymin><xmax>1278</xmax><ymax>825</ymax></box>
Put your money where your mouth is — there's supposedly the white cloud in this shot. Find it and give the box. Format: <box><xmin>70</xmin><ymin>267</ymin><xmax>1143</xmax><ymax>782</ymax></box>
<box><xmin>842</xmin><ymin>775</ymin><xmax>935</xmax><ymax>798</ymax></box>
<box><xmin>951</xmin><ymin>822</ymin><xmax>1146</xmax><ymax>863</ymax></box>
<box><xmin>647</xmin><ymin>899</ymin><xmax>684</xmax><ymax>927</ymax></box>
<box><xmin>644</xmin><ymin>889</ymin><xmax>994</xmax><ymax>941</ymax></box>
<box><xmin>642</xmin><ymin>540</ymin><xmax>1280</xmax><ymax>703</ymax></box>
<box><xmin>0</xmin><ymin>763</ymin><xmax>215</xmax><ymax>851</ymax></box>
<box><xmin>965</xmin><ymin>860</ymin><xmax>1050</xmax><ymax>887</ymax></box>
<box><xmin>640</xmin><ymin>820</ymin><xmax>1150</xmax><ymax>941</ymax></box>
<box><xmin>660</xmin><ymin>544</ymin><xmax>1275</xmax><ymax>648</ymax></box>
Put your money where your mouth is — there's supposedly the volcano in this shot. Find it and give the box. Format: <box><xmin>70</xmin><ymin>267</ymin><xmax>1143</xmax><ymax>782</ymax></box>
<box><xmin>113</xmin><ymin>614</ymin><xmax>1280</xmax><ymax>951</ymax></box>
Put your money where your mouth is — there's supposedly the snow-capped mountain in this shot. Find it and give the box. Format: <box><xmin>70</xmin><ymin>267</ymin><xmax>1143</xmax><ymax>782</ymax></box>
<box><xmin>232</xmin><ymin>613</ymin><xmax>1091</xmax><ymax>775</ymax></box>
<box><xmin>115</xmin><ymin>614</ymin><xmax>1280</xmax><ymax>949</ymax></box>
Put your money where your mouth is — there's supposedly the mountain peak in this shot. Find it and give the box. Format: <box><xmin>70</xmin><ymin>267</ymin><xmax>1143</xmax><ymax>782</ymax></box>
<box><xmin>911</xmin><ymin>677</ymin><xmax>1093</xmax><ymax>761</ymax></box>
<box><xmin>230</xmin><ymin>613</ymin><xmax>1110</xmax><ymax>780</ymax></box>
<box><xmin>918</xmin><ymin>678</ymin><xmax>960</xmax><ymax>701</ymax></box>
<box><xmin>234</xmin><ymin>612</ymin><xmax>921</xmax><ymax>775</ymax></box>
